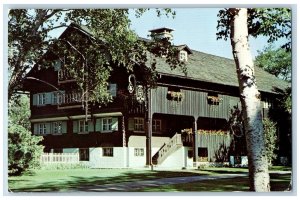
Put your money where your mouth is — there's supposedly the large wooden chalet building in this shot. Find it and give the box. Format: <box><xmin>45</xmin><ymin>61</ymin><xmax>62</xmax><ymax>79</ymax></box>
<box><xmin>23</xmin><ymin>23</ymin><xmax>289</xmax><ymax>169</ymax></box>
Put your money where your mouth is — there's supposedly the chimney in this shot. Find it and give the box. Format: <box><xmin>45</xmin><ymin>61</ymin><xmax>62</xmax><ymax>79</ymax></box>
<box><xmin>149</xmin><ymin>27</ymin><xmax>174</xmax><ymax>41</ymax></box>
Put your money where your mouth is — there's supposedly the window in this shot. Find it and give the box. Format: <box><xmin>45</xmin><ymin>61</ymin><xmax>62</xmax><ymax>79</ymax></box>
<box><xmin>79</xmin><ymin>120</ymin><xmax>89</xmax><ymax>133</ymax></box>
<box><xmin>103</xmin><ymin>147</ymin><xmax>113</xmax><ymax>157</ymax></box>
<box><xmin>108</xmin><ymin>83</ymin><xmax>117</xmax><ymax>97</ymax></box>
<box><xmin>134</xmin><ymin>148</ymin><xmax>144</xmax><ymax>157</ymax></box>
<box><xmin>79</xmin><ymin>148</ymin><xmax>89</xmax><ymax>161</ymax></box>
<box><xmin>38</xmin><ymin>123</ymin><xmax>47</xmax><ymax>135</ymax></box>
<box><xmin>152</xmin><ymin>119</ymin><xmax>162</xmax><ymax>133</ymax></box>
<box><xmin>52</xmin><ymin>121</ymin><xmax>62</xmax><ymax>135</ymax></box>
<box><xmin>58</xmin><ymin>93</ymin><xmax>64</xmax><ymax>104</ymax></box>
<box><xmin>198</xmin><ymin>147</ymin><xmax>208</xmax><ymax>162</ymax></box>
<box><xmin>38</xmin><ymin>93</ymin><xmax>46</xmax><ymax>105</ymax></box>
<box><xmin>179</xmin><ymin>50</ymin><xmax>188</xmax><ymax>62</ymax></box>
<box><xmin>52</xmin><ymin>92</ymin><xmax>58</xmax><ymax>104</ymax></box>
<box><xmin>102</xmin><ymin>118</ymin><xmax>112</xmax><ymax>132</ymax></box>
<box><xmin>134</xmin><ymin>118</ymin><xmax>144</xmax><ymax>131</ymax></box>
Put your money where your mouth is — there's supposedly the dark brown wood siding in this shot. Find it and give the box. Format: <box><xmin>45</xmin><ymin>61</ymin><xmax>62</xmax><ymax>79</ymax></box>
<box><xmin>151</xmin><ymin>86</ymin><xmax>241</xmax><ymax>120</ymax></box>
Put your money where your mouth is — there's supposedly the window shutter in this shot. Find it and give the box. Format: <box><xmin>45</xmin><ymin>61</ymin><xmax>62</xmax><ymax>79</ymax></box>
<box><xmin>112</xmin><ymin>117</ymin><xmax>118</xmax><ymax>131</ymax></box>
<box><xmin>88</xmin><ymin>120</ymin><xmax>94</xmax><ymax>132</ymax></box>
<box><xmin>45</xmin><ymin>92</ymin><xmax>52</xmax><ymax>104</ymax></box>
<box><xmin>33</xmin><ymin>123</ymin><xmax>38</xmax><ymax>135</ymax></box>
<box><xmin>46</xmin><ymin>123</ymin><xmax>51</xmax><ymax>134</ymax></box>
<box><xmin>32</xmin><ymin>94</ymin><xmax>37</xmax><ymax>106</ymax></box>
<box><xmin>128</xmin><ymin>118</ymin><xmax>134</xmax><ymax>131</ymax></box>
<box><xmin>73</xmin><ymin>121</ymin><xmax>78</xmax><ymax>133</ymax></box>
<box><xmin>95</xmin><ymin>119</ymin><xmax>101</xmax><ymax>132</ymax></box>
<box><xmin>54</xmin><ymin>60</ymin><xmax>61</xmax><ymax>71</ymax></box>
<box><xmin>109</xmin><ymin>83</ymin><xmax>117</xmax><ymax>97</ymax></box>
<box><xmin>61</xmin><ymin>121</ymin><xmax>67</xmax><ymax>134</ymax></box>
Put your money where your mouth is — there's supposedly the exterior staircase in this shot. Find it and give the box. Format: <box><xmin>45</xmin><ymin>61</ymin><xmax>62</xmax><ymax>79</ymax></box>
<box><xmin>152</xmin><ymin>133</ymin><xmax>183</xmax><ymax>165</ymax></box>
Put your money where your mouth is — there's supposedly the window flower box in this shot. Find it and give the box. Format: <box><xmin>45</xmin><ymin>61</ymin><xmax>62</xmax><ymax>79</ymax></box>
<box><xmin>167</xmin><ymin>91</ymin><xmax>184</xmax><ymax>101</ymax></box>
<box><xmin>207</xmin><ymin>95</ymin><xmax>222</xmax><ymax>105</ymax></box>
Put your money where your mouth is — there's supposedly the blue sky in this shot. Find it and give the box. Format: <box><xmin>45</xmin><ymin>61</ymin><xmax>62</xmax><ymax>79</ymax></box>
<box><xmin>128</xmin><ymin>8</ymin><xmax>284</xmax><ymax>59</ymax></box>
<box><xmin>48</xmin><ymin>8</ymin><xmax>286</xmax><ymax>60</ymax></box>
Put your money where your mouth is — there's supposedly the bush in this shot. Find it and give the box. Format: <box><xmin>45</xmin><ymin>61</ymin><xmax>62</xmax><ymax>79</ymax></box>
<box><xmin>8</xmin><ymin>124</ymin><xmax>44</xmax><ymax>176</ymax></box>
<box><xmin>263</xmin><ymin>118</ymin><xmax>278</xmax><ymax>166</ymax></box>
<box><xmin>8</xmin><ymin>95</ymin><xmax>44</xmax><ymax>176</ymax></box>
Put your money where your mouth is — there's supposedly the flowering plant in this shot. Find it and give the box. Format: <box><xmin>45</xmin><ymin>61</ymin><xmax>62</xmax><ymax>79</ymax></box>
<box><xmin>167</xmin><ymin>91</ymin><xmax>184</xmax><ymax>101</ymax></box>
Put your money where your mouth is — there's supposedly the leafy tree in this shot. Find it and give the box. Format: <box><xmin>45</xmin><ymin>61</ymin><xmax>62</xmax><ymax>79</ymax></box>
<box><xmin>255</xmin><ymin>45</ymin><xmax>292</xmax><ymax>82</ymax></box>
<box><xmin>217</xmin><ymin>8</ymin><xmax>291</xmax><ymax>192</ymax></box>
<box><xmin>8</xmin><ymin>9</ymin><xmax>184</xmax><ymax>103</ymax></box>
<box><xmin>263</xmin><ymin>119</ymin><xmax>278</xmax><ymax>166</ymax></box>
<box><xmin>8</xmin><ymin>95</ymin><xmax>43</xmax><ymax>176</ymax></box>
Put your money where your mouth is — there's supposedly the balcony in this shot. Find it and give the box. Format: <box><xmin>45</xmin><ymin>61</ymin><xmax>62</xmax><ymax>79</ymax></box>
<box><xmin>58</xmin><ymin>69</ymin><xmax>76</xmax><ymax>84</ymax></box>
<box><xmin>57</xmin><ymin>92</ymin><xmax>84</xmax><ymax>109</ymax></box>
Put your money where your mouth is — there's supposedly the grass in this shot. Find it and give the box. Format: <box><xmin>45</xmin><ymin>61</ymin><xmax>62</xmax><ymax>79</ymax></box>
<box><xmin>8</xmin><ymin>166</ymin><xmax>291</xmax><ymax>192</ymax></box>
<box><xmin>8</xmin><ymin>168</ymin><xmax>205</xmax><ymax>192</ymax></box>
<box><xmin>134</xmin><ymin>173</ymin><xmax>291</xmax><ymax>192</ymax></box>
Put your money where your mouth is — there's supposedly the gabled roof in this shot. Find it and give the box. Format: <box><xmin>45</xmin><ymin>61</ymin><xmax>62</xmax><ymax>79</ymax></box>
<box><xmin>32</xmin><ymin>23</ymin><xmax>289</xmax><ymax>94</ymax></box>
<box><xmin>150</xmin><ymin>49</ymin><xmax>289</xmax><ymax>93</ymax></box>
<box><xmin>176</xmin><ymin>45</ymin><xmax>193</xmax><ymax>55</ymax></box>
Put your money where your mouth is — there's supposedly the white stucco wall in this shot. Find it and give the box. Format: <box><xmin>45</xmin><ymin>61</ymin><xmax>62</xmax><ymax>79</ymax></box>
<box><xmin>127</xmin><ymin>147</ymin><xmax>146</xmax><ymax>167</ymax></box>
<box><xmin>89</xmin><ymin>147</ymin><xmax>127</xmax><ymax>168</ymax></box>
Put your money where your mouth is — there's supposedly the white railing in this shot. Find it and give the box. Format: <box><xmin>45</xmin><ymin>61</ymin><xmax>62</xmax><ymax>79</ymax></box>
<box><xmin>58</xmin><ymin>92</ymin><xmax>83</xmax><ymax>104</ymax></box>
<box><xmin>156</xmin><ymin>133</ymin><xmax>182</xmax><ymax>164</ymax></box>
<box><xmin>40</xmin><ymin>153</ymin><xmax>79</xmax><ymax>164</ymax></box>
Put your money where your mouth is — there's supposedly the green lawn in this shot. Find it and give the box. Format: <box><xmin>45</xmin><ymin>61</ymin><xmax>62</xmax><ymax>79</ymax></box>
<box><xmin>8</xmin><ymin>168</ymin><xmax>206</xmax><ymax>192</ymax></box>
<box><xmin>135</xmin><ymin>173</ymin><xmax>291</xmax><ymax>192</ymax></box>
<box><xmin>8</xmin><ymin>167</ymin><xmax>291</xmax><ymax>192</ymax></box>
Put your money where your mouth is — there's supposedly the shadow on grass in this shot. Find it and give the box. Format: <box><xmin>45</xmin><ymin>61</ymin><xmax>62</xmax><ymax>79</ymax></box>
<box><xmin>8</xmin><ymin>169</ymin><xmax>291</xmax><ymax>192</ymax></box>
<box><xmin>9</xmin><ymin>170</ymin><xmax>202</xmax><ymax>192</ymax></box>
<box><xmin>134</xmin><ymin>174</ymin><xmax>291</xmax><ymax>192</ymax></box>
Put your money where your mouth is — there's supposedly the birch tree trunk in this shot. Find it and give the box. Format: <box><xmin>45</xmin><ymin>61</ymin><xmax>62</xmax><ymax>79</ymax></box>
<box><xmin>229</xmin><ymin>8</ymin><xmax>270</xmax><ymax>192</ymax></box>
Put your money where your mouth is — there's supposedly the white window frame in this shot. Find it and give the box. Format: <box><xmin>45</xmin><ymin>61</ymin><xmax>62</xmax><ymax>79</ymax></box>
<box><xmin>102</xmin><ymin>147</ymin><xmax>114</xmax><ymax>157</ymax></box>
<box><xmin>102</xmin><ymin>118</ymin><xmax>112</xmax><ymax>132</ymax></box>
<box><xmin>52</xmin><ymin>121</ymin><xmax>62</xmax><ymax>135</ymax></box>
<box><xmin>179</xmin><ymin>50</ymin><xmax>188</xmax><ymax>62</ymax></box>
<box><xmin>152</xmin><ymin>119</ymin><xmax>162</xmax><ymax>133</ymax></box>
<box><xmin>37</xmin><ymin>93</ymin><xmax>46</xmax><ymax>105</ymax></box>
<box><xmin>38</xmin><ymin>123</ymin><xmax>47</xmax><ymax>135</ymax></box>
<box><xmin>78</xmin><ymin>120</ymin><xmax>89</xmax><ymax>134</ymax></box>
<box><xmin>134</xmin><ymin>148</ymin><xmax>144</xmax><ymax>157</ymax></box>
<box><xmin>134</xmin><ymin>117</ymin><xmax>144</xmax><ymax>132</ymax></box>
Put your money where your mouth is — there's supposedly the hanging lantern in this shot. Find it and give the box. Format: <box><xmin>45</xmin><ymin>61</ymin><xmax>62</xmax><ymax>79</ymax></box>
<box><xmin>136</xmin><ymin>85</ymin><xmax>145</xmax><ymax>104</ymax></box>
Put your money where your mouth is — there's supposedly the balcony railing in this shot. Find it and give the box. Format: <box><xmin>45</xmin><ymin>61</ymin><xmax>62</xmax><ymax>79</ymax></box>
<box><xmin>57</xmin><ymin>92</ymin><xmax>84</xmax><ymax>109</ymax></box>
<box><xmin>152</xmin><ymin>133</ymin><xmax>183</xmax><ymax>165</ymax></box>
<box><xmin>58</xmin><ymin>69</ymin><xmax>75</xmax><ymax>83</ymax></box>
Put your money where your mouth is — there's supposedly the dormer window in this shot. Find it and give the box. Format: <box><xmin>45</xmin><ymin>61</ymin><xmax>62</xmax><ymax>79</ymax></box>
<box><xmin>179</xmin><ymin>50</ymin><xmax>188</xmax><ymax>62</ymax></box>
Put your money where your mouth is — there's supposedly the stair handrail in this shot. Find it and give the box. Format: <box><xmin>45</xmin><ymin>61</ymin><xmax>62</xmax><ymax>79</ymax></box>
<box><xmin>156</xmin><ymin>133</ymin><xmax>182</xmax><ymax>164</ymax></box>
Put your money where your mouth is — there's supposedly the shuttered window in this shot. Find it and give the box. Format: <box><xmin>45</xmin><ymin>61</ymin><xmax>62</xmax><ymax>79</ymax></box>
<box><xmin>38</xmin><ymin>123</ymin><xmax>47</xmax><ymax>135</ymax></box>
<box><xmin>108</xmin><ymin>83</ymin><xmax>117</xmax><ymax>97</ymax></box>
<box><xmin>78</xmin><ymin>120</ymin><xmax>89</xmax><ymax>133</ymax></box>
<box><xmin>37</xmin><ymin>93</ymin><xmax>46</xmax><ymax>105</ymax></box>
<box><xmin>101</xmin><ymin>117</ymin><xmax>118</xmax><ymax>132</ymax></box>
